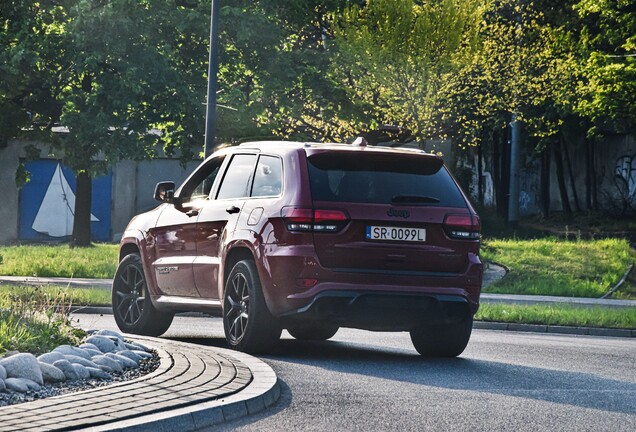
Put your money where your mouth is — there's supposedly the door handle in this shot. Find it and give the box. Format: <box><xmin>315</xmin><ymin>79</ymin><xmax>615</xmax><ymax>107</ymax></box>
<box><xmin>226</xmin><ymin>206</ymin><xmax>240</xmax><ymax>214</ymax></box>
<box><xmin>186</xmin><ymin>209</ymin><xmax>199</xmax><ymax>217</ymax></box>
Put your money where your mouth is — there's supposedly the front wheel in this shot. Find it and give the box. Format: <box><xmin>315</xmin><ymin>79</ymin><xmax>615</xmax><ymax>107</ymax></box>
<box><xmin>410</xmin><ymin>317</ymin><xmax>473</xmax><ymax>357</ymax></box>
<box><xmin>112</xmin><ymin>253</ymin><xmax>173</xmax><ymax>336</ymax></box>
<box><xmin>223</xmin><ymin>260</ymin><xmax>281</xmax><ymax>353</ymax></box>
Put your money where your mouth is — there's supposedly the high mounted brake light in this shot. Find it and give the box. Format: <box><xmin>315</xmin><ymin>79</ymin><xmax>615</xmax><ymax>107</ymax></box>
<box><xmin>443</xmin><ymin>214</ymin><xmax>481</xmax><ymax>240</ymax></box>
<box><xmin>282</xmin><ymin>207</ymin><xmax>349</xmax><ymax>233</ymax></box>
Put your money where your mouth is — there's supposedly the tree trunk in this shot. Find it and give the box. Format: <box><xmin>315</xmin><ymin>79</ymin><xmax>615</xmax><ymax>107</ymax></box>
<box><xmin>588</xmin><ymin>138</ymin><xmax>598</xmax><ymax>210</ymax></box>
<box><xmin>553</xmin><ymin>140</ymin><xmax>572</xmax><ymax>214</ymax></box>
<box><xmin>540</xmin><ymin>148</ymin><xmax>550</xmax><ymax>217</ymax></box>
<box><xmin>477</xmin><ymin>144</ymin><xmax>484</xmax><ymax>206</ymax></box>
<box><xmin>493</xmin><ymin>127</ymin><xmax>509</xmax><ymax>220</ymax></box>
<box><xmin>561</xmin><ymin>135</ymin><xmax>581</xmax><ymax>213</ymax></box>
<box><xmin>72</xmin><ymin>171</ymin><xmax>92</xmax><ymax>247</ymax></box>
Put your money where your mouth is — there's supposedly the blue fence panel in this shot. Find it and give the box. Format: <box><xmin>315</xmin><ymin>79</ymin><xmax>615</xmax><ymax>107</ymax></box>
<box><xmin>19</xmin><ymin>160</ymin><xmax>112</xmax><ymax>241</ymax></box>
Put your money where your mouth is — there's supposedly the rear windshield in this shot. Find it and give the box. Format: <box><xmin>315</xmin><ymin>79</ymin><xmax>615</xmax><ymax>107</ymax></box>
<box><xmin>307</xmin><ymin>152</ymin><xmax>467</xmax><ymax>208</ymax></box>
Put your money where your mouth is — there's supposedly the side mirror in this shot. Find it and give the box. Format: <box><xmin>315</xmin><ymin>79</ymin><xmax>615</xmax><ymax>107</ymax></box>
<box><xmin>154</xmin><ymin>181</ymin><xmax>176</xmax><ymax>203</ymax></box>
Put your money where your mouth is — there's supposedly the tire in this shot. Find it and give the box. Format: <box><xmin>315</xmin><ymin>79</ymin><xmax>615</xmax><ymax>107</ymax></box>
<box><xmin>287</xmin><ymin>324</ymin><xmax>339</xmax><ymax>341</ymax></box>
<box><xmin>112</xmin><ymin>253</ymin><xmax>174</xmax><ymax>337</ymax></box>
<box><xmin>409</xmin><ymin>316</ymin><xmax>473</xmax><ymax>358</ymax></box>
<box><xmin>223</xmin><ymin>260</ymin><xmax>281</xmax><ymax>353</ymax></box>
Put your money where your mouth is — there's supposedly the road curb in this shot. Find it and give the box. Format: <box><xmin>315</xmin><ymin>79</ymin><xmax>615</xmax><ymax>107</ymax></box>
<box><xmin>95</xmin><ymin>337</ymin><xmax>281</xmax><ymax>432</ymax></box>
<box><xmin>474</xmin><ymin>321</ymin><xmax>636</xmax><ymax>338</ymax></box>
<box><xmin>70</xmin><ymin>308</ymin><xmax>635</xmax><ymax>338</ymax></box>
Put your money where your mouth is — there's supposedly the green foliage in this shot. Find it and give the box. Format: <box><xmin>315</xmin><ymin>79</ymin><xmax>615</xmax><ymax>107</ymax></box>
<box><xmin>482</xmin><ymin>237</ymin><xmax>636</xmax><ymax>298</ymax></box>
<box><xmin>0</xmin><ymin>285</ymin><xmax>85</xmax><ymax>355</ymax></box>
<box><xmin>0</xmin><ymin>243</ymin><xmax>118</xmax><ymax>278</ymax></box>
<box><xmin>0</xmin><ymin>285</ymin><xmax>111</xmax><ymax>307</ymax></box>
<box><xmin>331</xmin><ymin>0</ymin><xmax>484</xmax><ymax>141</ymax></box>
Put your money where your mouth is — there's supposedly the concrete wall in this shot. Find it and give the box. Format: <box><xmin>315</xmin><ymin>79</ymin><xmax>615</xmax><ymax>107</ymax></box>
<box><xmin>0</xmin><ymin>139</ymin><xmax>201</xmax><ymax>244</ymax></box>
<box><xmin>461</xmin><ymin>134</ymin><xmax>636</xmax><ymax>217</ymax></box>
<box><xmin>0</xmin><ymin>140</ymin><xmax>22</xmax><ymax>243</ymax></box>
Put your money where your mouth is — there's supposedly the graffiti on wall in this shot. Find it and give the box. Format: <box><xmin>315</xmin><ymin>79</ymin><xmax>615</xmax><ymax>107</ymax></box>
<box><xmin>471</xmin><ymin>155</ymin><xmax>495</xmax><ymax>206</ymax></box>
<box><xmin>615</xmin><ymin>155</ymin><xmax>636</xmax><ymax>198</ymax></box>
<box><xmin>19</xmin><ymin>160</ymin><xmax>112</xmax><ymax>241</ymax></box>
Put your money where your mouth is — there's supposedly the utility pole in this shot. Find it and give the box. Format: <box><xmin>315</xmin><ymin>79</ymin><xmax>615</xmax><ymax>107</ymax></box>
<box><xmin>508</xmin><ymin>113</ymin><xmax>520</xmax><ymax>226</ymax></box>
<box><xmin>204</xmin><ymin>0</ymin><xmax>220</xmax><ymax>158</ymax></box>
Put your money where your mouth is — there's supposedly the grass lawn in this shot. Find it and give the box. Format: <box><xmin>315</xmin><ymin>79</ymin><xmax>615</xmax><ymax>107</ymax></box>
<box><xmin>0</xmin><ymin>237</ymin><xmax>634</xmax><ymax>335</ymax></box>
<box><xmin>481</xmin><ymin>237</ymin><xmax>636</xmax><ymax>298</ymax></box>
<box><xmin>476</xmin><ymin>303</ymin><xmax>636</xmax><ymax>329</ymax></box>
<box><xmin>0</xmin><ymin>243</ymin><xmax>118</xmax><ymax>279</ymax></box>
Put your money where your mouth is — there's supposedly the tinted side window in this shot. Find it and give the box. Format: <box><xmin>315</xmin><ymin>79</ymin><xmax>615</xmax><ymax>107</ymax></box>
<box><xmin>216</xmin><ymin>154</ymin><xmax>257</xmax><ymax>199</ymax></box>
<box><xmin>251</xmin><ymin>155</ymin><xmax>283</xmax><ymax>197</ymax></box>
<box><xmin>307</xmin><ymin>153</ymin><xmax>467</xmax><ymax>208</ymax></box>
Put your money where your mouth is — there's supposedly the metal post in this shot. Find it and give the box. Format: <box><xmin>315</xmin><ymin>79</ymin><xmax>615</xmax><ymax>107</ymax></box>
<box><xmin>204</xmin><ymin>0</ymin><xmax>220</xmax><ymax>158</ymax></box>
<box><xmin>508</xmin><ymin>113</ymin><xmax>520</xmax><ymax>226</ymax></box>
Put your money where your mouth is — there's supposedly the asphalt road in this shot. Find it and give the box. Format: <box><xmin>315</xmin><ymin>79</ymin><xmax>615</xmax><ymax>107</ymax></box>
<box><xmin>73</xmin><ymin>313</ymin><xmax>636</xmax><ymax>432</ymax></box>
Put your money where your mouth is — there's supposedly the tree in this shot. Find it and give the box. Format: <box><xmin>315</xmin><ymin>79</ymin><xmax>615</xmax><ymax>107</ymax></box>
<box><xmin>1</xmin><ymin>0</ymin><xmax>209</xmax><ymax>245</ymax></box>
<box><xmin>329</xmin><ymin>0</ymin><xmax>483</xmax><ymax>142</ymax></box>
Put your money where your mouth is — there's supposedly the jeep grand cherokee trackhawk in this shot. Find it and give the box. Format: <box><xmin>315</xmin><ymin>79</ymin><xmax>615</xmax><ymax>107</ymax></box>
<box><xmin>113</xmin><ymin>140</ymin><xmax>482</xmax><ymax>357</ymax></box>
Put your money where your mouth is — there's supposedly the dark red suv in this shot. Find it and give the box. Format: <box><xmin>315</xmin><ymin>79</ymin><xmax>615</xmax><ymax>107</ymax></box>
<box><xmin>113</xmin><ymin>141</ymin><xmax>482</xmax><ymax>357</ymax></box>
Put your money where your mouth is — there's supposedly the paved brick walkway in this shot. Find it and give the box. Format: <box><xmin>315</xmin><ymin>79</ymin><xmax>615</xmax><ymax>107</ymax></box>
<box><xmin>0</xmin><ymin>336</ymin><xmax>279</xmax><ymax>431</ymax></box>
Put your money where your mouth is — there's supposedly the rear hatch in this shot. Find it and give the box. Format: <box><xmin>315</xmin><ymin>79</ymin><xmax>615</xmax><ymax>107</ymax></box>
<box><xmin>305</xmin><ymin>150</ymin><xmax>479</xmax><ymax>276</ymax></box>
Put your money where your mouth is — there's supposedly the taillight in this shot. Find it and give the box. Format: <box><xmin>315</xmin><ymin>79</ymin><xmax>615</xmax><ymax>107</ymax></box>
<box><xmin>443</xmin><ymin>214</ymin><xmax>480</xmax><ymax>240</ymax></box>
<box><xmin>281</xmin><ymin>207</ymin><xmax>349</xmax><ymax>232</ymax></box>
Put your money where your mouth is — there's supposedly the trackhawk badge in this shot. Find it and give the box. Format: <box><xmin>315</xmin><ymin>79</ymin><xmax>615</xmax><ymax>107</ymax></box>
<box><xmin>157</xmin><ymin>266</ymin><xmax>179</xmax><ymax>274</ymax></box>
<box><xmin>387</xmin><ymin>208</ymin><xmax>410</xmax><ymax>218</ymax></box>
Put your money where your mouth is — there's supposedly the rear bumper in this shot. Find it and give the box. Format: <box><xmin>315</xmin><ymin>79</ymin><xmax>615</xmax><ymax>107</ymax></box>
<box><xmin>257</xmin><ymin>244</ymin><xmax>482</xmax><ymax>319</ymax></box>
<box><xmin>279</xmin><ymin>290</ymin><xmax>472</xmax><ymax>332</ymax></box>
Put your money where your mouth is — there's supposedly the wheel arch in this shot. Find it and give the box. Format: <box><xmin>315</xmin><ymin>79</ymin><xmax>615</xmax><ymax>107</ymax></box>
<box><xmin>223</xmin><ymin>244</ymin><xmax>279</xmax><ymax>312</ymax></box>
<box><xmin>119</xmin><ymin>242</ymin><xmax>140</xmax><ymax>262</ymax></box>
<box><xmin>223</xmin><ymin>246</ymin><xmax>255</xmax><ymax>290</ymax></box>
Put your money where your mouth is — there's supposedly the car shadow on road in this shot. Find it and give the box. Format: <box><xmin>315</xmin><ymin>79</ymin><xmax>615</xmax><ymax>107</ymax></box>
<box><xmin>166</xmin><ymin>335</ymin><xmax>635</xmax><ymax>416</ymax></box>
<box><xmin>268</xmin><ymin>338</ymin><xmax>636</xmax><ymax>416</ymax></box>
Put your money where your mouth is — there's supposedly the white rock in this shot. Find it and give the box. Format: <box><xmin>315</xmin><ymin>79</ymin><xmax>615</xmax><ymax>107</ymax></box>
<box><xmin>54</xmin><ymin>345</ymin><xmax>91</xmax><ymax>360</ymax></box>
<box><xmin>126</xmin><ymin>342</ymin><xmax>151</xmax><ymax>352</ymax></box>
<box><xmin>53</xmin><ymin>360</ymin><xmax>81</xmax><ymax>381</ymax></box>
<box><xmin>131</xmin><ymin>350</ymin><xmax>153</xmax><ymax>359</ymax></box>
<box><xmin>0</xmin><ymin>364</ymin><xmax>6</xmax><ymax>380</ymax></box>
<box><xmin>86</xmin><ymin>367</ymin><xmax>112</xmax><ymax>380</ymax></box>
<box><xmin>5</xmin><ymin>377</ymin><xmax>40</xmax><ymax>392</ymax></box>
<box><xmin>39</xmin><ymin>362</ymin><xmax>66</xmax><ymax>383</ymax></box>
<box><xmin>116</xmin><ymin>350</ymin><xmax>142</xmax><ymax>364</ymax></box>
<box><xmin>105</xmin><ymin>353</ymin><xmax>137</xmax><ymax>369</ymax></box>
<box><xmin>73</xmin><ymin>364</ymin><xmax>90</xmax><ymax>380</ymax></box>
<box><xmin>83</xmin><ymin>348</ymin><xmax>103</xmax><ymax>358</ymax></box>
<box><xmin>85</xmin><ymin>335</ymin><xmax>117</xmax><ymax>353</ymax></box>
<box><xmin>0</xmin><ymin>353</ymin><xmax>43</xmax><ymax>385</ymax></box>
<box><xmin>79</xmin><ymin>343</ymin><xmax>100</xmax><ymax>351</ymax></box>
<box><xmin>37</xmin><ymin>352</ymin><xmax>66</xmax><ymax>365</ymax></box>
<box><xmin>96</xmin><ymin>329</ymin><xmax>125</xmax><ymax>340</ymax></box>
<box><xmin>63</xmin><ymin>355</ymin><xmax>99</xmax><ymax>369</ymax></box>
<box><xmin>92</xmin><ymin>355</ymin><xmax>123</xmax><ymax>373</ymax></box>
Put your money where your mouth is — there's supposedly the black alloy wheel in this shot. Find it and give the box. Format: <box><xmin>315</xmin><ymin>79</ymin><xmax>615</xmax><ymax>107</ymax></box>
<box><xmin>223</xmin><ymin>259</ymin><xmax>281</xmax><ymax>353</ymax></box>
<box><xmin>112</xmin><ymin>253</ymin><xmax>173</xmax><ymax>336</ymax></box>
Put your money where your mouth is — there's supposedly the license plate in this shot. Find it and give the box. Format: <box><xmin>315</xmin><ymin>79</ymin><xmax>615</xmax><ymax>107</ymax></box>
<box><xmin>366</xmin><ymin>226</ymin><xmax>426</xmax><ymax>242</ymax></box>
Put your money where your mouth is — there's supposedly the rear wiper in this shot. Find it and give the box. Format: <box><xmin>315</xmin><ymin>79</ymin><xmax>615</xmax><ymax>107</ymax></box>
<box><xmin>391</xmin><ymin>195</ymin><xmax>440</xmax><ymax>204</ymax></box>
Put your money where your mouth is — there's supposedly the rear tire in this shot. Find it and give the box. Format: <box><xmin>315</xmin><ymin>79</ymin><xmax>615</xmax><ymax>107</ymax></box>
<box><xmin>112</xmin><ymin>253</ymin><xmax>173</xmax><ymax>337</ymax></box>
<box><xmin>410</xmin><ymin>317</ymin><xmax>473</xmax><ymax>357</ymax></box>
<box><xmin>287</xmin><ymin>324</ymin><xmax>339</xmax><ymax>341</ymax></box>
<box><xmin>223</xmin><ymin>260</ymin><xmax>281</xmax><ymax>353</ymax></box>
